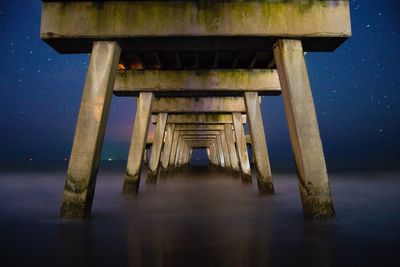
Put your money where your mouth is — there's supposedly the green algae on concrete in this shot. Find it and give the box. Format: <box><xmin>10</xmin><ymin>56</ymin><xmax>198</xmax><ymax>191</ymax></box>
<box><xmin>41</xmin><ymin>0</ymin><xmax>351</xmax><ymax>53</ymax></box>
<box><xmin>113</xmin><ymin>69</ymin><xmax>281</xmax><ymax>96</ymax></box>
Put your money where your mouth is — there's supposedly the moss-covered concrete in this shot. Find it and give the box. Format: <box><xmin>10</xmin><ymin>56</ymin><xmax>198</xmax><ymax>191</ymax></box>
<box><xmin>299</xmin><ymin>183</ymin><xmax>335</xmax><ymax>218</ymax></box>
<box><xmin>146</xmin><ymin>171</ymin><xmax>158</xmax><ymax>184</ymax></box>
<box><xmin>41</xmin><ymin>0</ymin><xmax>351</xmax><ymax>53</ymax></box>
<box><xmin>274</xmin><ymin>39</ymin><xmax>335</xmax><ymax>219</ymax></box>
<box><xmin>114</xmin><ymin>70</ymin><xmax>281</xmax><ymax>96</ymax></box>
<box><xmin>64</xmin><ymin>173</ymin><xmax>88</xmax><ymax>194</ymax></box>
<box><xmin>241</xmin><ymin>173</ymin><xmax>253</xmax><ymax>184</ymax></box>
<box><xmin>122</xmin><ymin>172</ymin><xmax>140</xmax><ymax>194</ymax></box>
<box><xmin>60</xmin><ymin>199</ymin><xmax>88</xmax><ymax>219</ymax></box>
<box><xmin>257</xmin><ymin>179</ymin><xmax>275</xmax><ymax>194</ymax></box>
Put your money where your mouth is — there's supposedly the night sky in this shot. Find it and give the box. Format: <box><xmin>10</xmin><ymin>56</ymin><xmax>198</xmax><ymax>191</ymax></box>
<box><xmin>0</xmin><ymin>0</ymin><xmax>399</xmax><ymax>170</ymax></box>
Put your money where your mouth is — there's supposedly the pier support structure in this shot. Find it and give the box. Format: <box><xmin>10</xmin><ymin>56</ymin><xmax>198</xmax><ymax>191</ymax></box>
<box><xmin>41</xmin><ymin>0</ymin><xmax>351</xmax><ymax>219</ymax></box>
<box><xmin>60</xmin><ymin>41</ymin><xmax>120</xmax><ymax>219</ymax></box>
<box><xmin>123</xmin><ymin>92</ymin><xmax>153</xmax><ymax>194</ymax></box>
<box><xmin>244</xmin><ymin>92</ymin><xmax>274</xmax><ymax>194</ymax></box>
<box><xmin>273</xmin><ymin>39</ymin><xmax>335</xmax><ymax>217</ymax></box>
<box><xmin>147</xmin><ymin>113</ymin><xmax>168</xmax><ymax>183</ymax></box>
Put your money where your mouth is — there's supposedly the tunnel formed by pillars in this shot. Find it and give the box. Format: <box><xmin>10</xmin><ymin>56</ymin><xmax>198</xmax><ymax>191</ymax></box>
<box><xmin>40</xmin><ymin>0</ymin><xmax>351</xmax><ymax>220</ymax></box>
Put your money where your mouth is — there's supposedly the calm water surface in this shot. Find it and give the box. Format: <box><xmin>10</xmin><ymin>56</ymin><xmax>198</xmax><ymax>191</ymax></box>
<box><xmin>0</xmin><ymin>162</ymin><xmax>399</xmax><ymax>266</ymax></box>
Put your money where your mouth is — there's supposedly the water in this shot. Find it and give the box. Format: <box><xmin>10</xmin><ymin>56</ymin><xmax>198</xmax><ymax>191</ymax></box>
<box><xmin>0</xmin><ymin>162</ymin><xmax>399</xmax><ymax>266</ymax></box>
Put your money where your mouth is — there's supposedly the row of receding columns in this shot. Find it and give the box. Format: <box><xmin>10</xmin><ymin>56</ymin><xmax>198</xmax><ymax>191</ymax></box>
<box><xmin>121</xmin><ymin>94</ymin><xmax>273</xmax><ymax>195</ymax></box>
<box><xmin>144</xmin><ymin>117</ymin><xmax>248</xmax><ymax>178</ymax></box>
<box><xmin>60</xmin><ymin>39</ymin><xmax>335</xmax><ymax>220</ymax></box>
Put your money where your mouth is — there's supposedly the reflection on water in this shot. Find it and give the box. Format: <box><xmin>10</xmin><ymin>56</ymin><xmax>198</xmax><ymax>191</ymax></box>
<box><xmin>0</xmin><ymin>162</ymin><xmax>399</xmax><ymax>266</ymax></box>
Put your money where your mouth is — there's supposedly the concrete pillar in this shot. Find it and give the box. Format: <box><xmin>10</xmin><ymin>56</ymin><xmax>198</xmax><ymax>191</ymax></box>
<box><xmin>244</xmin><ymin>92</ymin><xmax>274</xmax><ymax>194</ymax></box>
<box><xmin>274</xmin><ymin>39</ymin><xmax>335</xmax><ymax>218</ymax></box>
<box><xmin>169</xmin><ymin>130</ymin><xmax>180</xmax><ymax>168</ymax></box>
<box><xmin>161</xmin><ymin>124</ymin><xmax>174</xmax><ymax>169</ymax></box>
<box><xmin>178</xmin><ymin>141</ymin><xmax>185</xmax><ymax>166</ymax></box>
<box><xmin>220</xmin><ymin>130</ymin><xmax>232</xmax><ymax>170</ymax></box>
<box><xmin>185</xmin><ymin>144</ymin><xmax>190</xmax><ymax>164</ymax></box>
<box><xmin>143</xmin><ymin>149</ymin><xmax>149</xmax><ymax>165</ymax></box>
<box><xmin>60</xmin><ymin>41</ymin><xmax>120</xmax><ymax>219</ymax></box>
<box><xmin>211</xmin><ymin>142</ymin><xmax>219</xmax><ymax>167</ymax></box>
<box><xmin>147</xmin><ymin>113</ymin><xmax>168</xmax><ymax>183</ymax></box>
<box><xmin>187</xmin><ymin>146</ymin><xmax>190</xmax><ymax>164</ymax></box>
<box><xmin>182</xmin><ymin>144</ymin><xmax>187</xmax><ymax>165</ymax></box>
<box><xmin>232</xmin><ymin>113</ymin><xmax>252</xmax><ymax>182</ymax></box>
<box><xmin>175</xmin><ymin>136</ymin><xmax>183</xmax><ymax>167</ymax></box>
<box><xmin>184</xmin><ymin>144</ymin><xmax>190</xmax><ymax>165</ymax></box>
<box><xmin>208</xmin><ymin>145</ymin><xmax>213</xmax><ymax>165</ymax></box>
<box><xmin>123</xmin><ymin>92</ymin><xmax>154</xmax><ymax>194</ymax></box>
<box><xmin>209</xmin><ymin>145</ymin><xmax>215</xmax><ymax>166</ymax></box>
<box><xmin>224</xmin><ymin>124</ymin><xmax>240</xmax><ymax>172</ymax></box>
<box><xmin>216</xmin><ymin>134</ymin><xmax>225</xmax><ymax>168</ymax></box>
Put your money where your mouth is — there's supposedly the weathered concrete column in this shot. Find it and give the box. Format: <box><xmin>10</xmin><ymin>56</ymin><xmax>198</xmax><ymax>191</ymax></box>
<box><xmin>216</xmin><ymin>135</ymin><xmax>225</xmax><ymax>168</ymax></box>
<box><xmin>143</xmin><ymin>148</ymin><xmax>150</xmax><ymax>165</ymax></box>
<box><xmin>186</xmin><ymin>145</ymin><xmax>191</xmax><ymax>164</ymax></box>
<box><xmin>188</xmin><ymin>148</ymin><xmax>193</xmax><ymax>163</ymax></box>
<box><xmin>178</xmin><ymin>141</ymin><xmax>186</xmax><ymax>166</ymax></box>
<box><xmin>232</xmin><ymin>113</ymin><xmax>252</xmax><ymax>182</ymax></box>
<box><xmin>161</xmin><ymin>124</ymin><xmax>174</xmax><ymax>169</ymax></box>
<box><xmin>169</xmin><ymin>130</ymin><xmax>180</xmax><ymax>168</ymax></box>
<box><xmin>211</xmin><ymin>142</ymin><xmax>220</xmax><ymax>167</ymax></box>
<box><xmin>60</xmin><ymin>41</ymin><xmax>120</xmax><ymax>219</ymax></box>
<box><xmin>224</xmin><ymin>124</ymin><xmax>240</xmax><ymax>172</ymax></box>
<box><xmin>209</xmin><ymin>144</ymin><xmax>215</xmax><ymax>165</ymax></box>
<box><xmin>182</xmin><ymin>144</ymin><xmax>187</xmax><ymax>165</ymax></box>
<box><xmin>209</xmin><ymin>145</ymin><xmax>215</xmax><ymax>165</ymax></box>
<box><xmin>274</xmin><ymin>39</ymin><xmax>335</xmax><ymax>218</ymax></box>
<box><xmin>244</xmin><ymin>92</ymin><xmax>274</xmax><ymax>194</ymax></box>
<box><xmin>184</xmin><ymin>144</ymin><xmax>190</xmax><ymax>165</ymax></box>
<box><xmin>175</xmin><ymin>136</ymin><xmax>183</xmax><ymax>167</ymax></box>
<box><xmin>147</xmin><ymin>113</ymin><xmax>168</xmax><ymax>183</ymax></box>
<box><xmin>220</xmin><ymin>130</ymin><xmax>232</xmax><ymax>169</ymax></box>
<box><xmin>123</xmin><ymin>92</ymin><xmax>154</xmax><ymax>194</ymax></box>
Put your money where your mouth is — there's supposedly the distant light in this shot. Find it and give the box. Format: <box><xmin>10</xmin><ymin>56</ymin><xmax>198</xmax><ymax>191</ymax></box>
<box><xmin>117</xmin><ymin>63</ymin><xmax>126</xmax><ymax>70</ymax></box>
<box><xmin>108</xmin><ymin>158</ymin><xmax>113</xmax><ymax>162</ymax></box>
<box><xmin>131</xmin><ymin>63</ymin><xmax>143</xmax><ymax>70</ymax></box>
<box><xmin>64</xmin><ymin>158</ymin><xmax>68</xmax><ymax>161</ymax></box>
<box><xmin>28</xmin><ymin>157</ymin><xmax>33</xmax><ymax>161</ymax></box>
